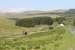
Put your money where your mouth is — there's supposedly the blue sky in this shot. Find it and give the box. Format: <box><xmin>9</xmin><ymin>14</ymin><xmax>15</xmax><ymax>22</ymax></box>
<box><xmin>0</xmin><ymin>0</ymin><xmax>75</xmax><ymax>10</ymax></box>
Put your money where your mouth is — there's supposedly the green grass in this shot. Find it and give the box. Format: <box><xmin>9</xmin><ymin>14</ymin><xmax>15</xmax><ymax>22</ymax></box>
<box><xmin>0</xmin><ymin>17</ymin><xmax>75</xmax><ymax>50</ymax></box>
<box><xmin>0</xmin><ymin>26</ymin><xmax>74</xmax><ymax>50</ymax></box>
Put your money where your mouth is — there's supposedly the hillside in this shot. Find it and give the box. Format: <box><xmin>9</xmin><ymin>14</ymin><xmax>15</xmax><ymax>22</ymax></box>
<box><xmin>0</xmin><ymin>10</ymin><xmax>65</xmax><ymax>18</ymax></box>
<box><xmin>0</xmin><ymin>9</ymin><xmax>75</xmax><ymax>50</ymax></box>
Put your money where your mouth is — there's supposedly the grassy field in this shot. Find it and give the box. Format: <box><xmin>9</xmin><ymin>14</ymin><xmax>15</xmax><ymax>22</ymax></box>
<box><xmin>0</xmin><ymin>17</ymin><xmax>75</xmax><ymax>50</ymax></box>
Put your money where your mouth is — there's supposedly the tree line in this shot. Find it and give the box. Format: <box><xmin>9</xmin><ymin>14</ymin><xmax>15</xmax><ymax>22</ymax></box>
<box><xmin>16</xmin><ymin>17</ymin><xmax>53</xmax><ymax>27</ymax></box>
<box><xmin>16</xmin><ymin>16</ymin><xmax>73</xmax><ymax>27</ymax></box>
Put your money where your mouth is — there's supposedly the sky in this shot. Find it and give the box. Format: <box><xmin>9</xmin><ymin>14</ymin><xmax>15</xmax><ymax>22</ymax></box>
<box><xmin>0</xmin><ymin>0</ymin><xmax>75</xmax><ymax>11</ymax></box>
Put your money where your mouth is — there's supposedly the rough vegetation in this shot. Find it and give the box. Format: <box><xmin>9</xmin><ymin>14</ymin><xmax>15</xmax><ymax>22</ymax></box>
<box><xmin>0</xmin><ymin>9</ymin><xmax>75</xmax><ymax>50</ymax></box>
<box><xmin>16</xmin><ymin>17</ymin><xmax>53</xmax><ymax>27</ymax></box>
